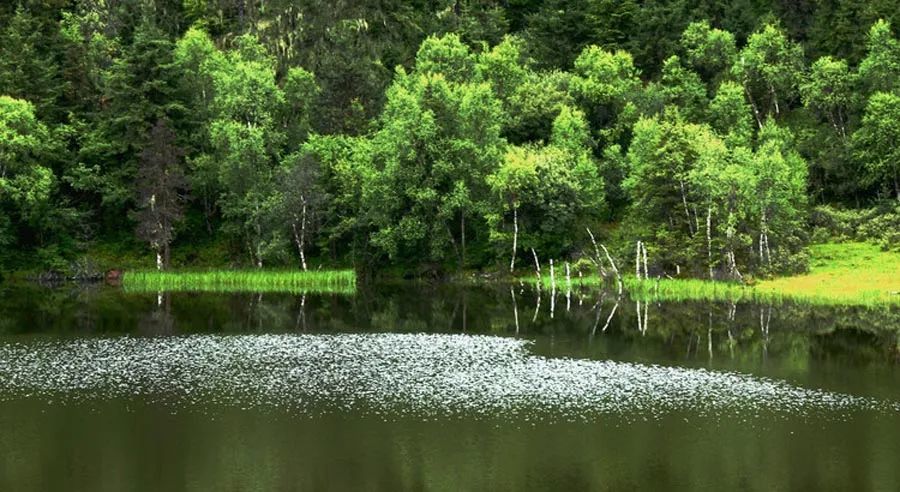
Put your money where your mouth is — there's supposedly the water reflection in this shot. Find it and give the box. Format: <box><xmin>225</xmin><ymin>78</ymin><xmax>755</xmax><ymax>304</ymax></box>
<box><xmin>2</xmin><ymin>282</ymin><xmax>898</xmax><ymax>365</ymax></box>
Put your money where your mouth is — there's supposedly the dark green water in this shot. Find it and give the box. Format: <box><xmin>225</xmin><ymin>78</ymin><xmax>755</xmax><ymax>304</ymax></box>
<box><xmin>1</xmin><ymin>282</ymin><xmax>898</xmax><ymax>491</ymax></box>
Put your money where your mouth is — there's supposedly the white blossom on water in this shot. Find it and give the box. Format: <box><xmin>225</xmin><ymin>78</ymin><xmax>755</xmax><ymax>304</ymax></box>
<box><xmin>0</xmin><ymin>334</ymin><xmax>894</xmax><ymax>421</ymax></box>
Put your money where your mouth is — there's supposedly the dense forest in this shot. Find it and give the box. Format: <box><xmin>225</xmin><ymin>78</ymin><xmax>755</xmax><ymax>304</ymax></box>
<box><xmin>1</xmin><ymin>0</ymin><xmax>899</xmax><ymax>279</ymax></box>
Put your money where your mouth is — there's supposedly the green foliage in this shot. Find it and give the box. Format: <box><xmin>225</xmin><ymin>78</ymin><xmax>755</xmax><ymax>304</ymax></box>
<box><xmin>680</xmin><ymin>21</ymin><xmax>736</xmax><ymax>85</ymax></box>
<box><xmin>622</xmin><ymin>111</ymin><xmax>807</xmax><ymax>278</ymax></box>
<box><xmin>486</xmin><ymin>106</ymin><xmax>604</xmax><ymax>262</ymax></box>
<box><xmin>2</xmin><ymin>3</ymin><xmax>900</xmax><ymax>279</ymax></box>
<box><xmin>858</xmin><ymin>20</ymin><xmax>900</xmax><ymax>95</ymax></box>
<box><xmin>853</xmin><ymin>92</ymin><xmax>900</xmax><ymax>202</ymax></box>
<box><xmin>811</xmin><ymin>204</ymin><xmax>900</xmax><ymax>252</ymax></box>
<box><xmin>0</xmin><ymin>96</ymin><xmax>56</xmax><ymax>261</ymax></box>
<box><xmin>732</xmin><ymin>23</ymin><xmax>804</xmax><ymax>127</ymax></box>
<box><xmin>363</xmin><ymin>36</ymin><xmax>506</xmax><ymax>266</ymax></box>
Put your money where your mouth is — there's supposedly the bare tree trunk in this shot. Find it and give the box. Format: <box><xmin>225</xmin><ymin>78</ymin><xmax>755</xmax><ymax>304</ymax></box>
<box><xmin>770</xmin><ymin>84</ymin><xmax>780</xmax><ymax>116</ymax></box>
<box><xmin>745</xmin><ymin>85</ymin><xmax>764</xmax><ymax>129</ymax></box>
<box><xmin>599</xmin><ymin>243</ymin><xmax>623</xmax><ymax>295</ymax></box>
<box><xmin>549</xmin><ymin>259</ymin><xmax>556</xmax><ymax>292</ymax></box>
<box><xmin>642</xmin><ymin>243</ymin><xmax>649</xmax><ymax>279</ymax></box>
<box><xmin>292</xmin><ymin>221</ymin><xmax>305</xmax><ymax>271</ymax></box>
<box><xmin>585</xmin><ymin>227</ymin><xmax>607</xmax><ymax>277</ymax></box>
<box><xmin>636</xmin><ymin>241</ymin><xmax>642</xmax><ymax>280</ymax></box>
<box><xmin>290</xmin><ymin>200</ymin><xmax>309</xmax><ymax>271</ymax></box>
<box><xmin>510</xmin><ymin>206</ymin><xmax>518</xmax><ymax>273</ymax></box>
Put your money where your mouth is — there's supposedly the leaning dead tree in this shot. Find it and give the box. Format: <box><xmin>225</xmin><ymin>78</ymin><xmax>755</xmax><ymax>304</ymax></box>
<box><xmin>585</xmin><ymin>228</ymin><xmax>623</xmax><ymax>295</ymax></box>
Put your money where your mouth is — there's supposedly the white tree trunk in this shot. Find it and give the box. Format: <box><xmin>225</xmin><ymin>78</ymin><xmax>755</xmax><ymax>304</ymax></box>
<box><xmin>510</xmin><ymin>206</ymin><xmax>518</xmax><ymax>273</ymax></box>
<box><xmin>299</xmin><ymin>201</ymin><xmax>308</xmax><ymax>271</ymax></box>
<box><xmin>642</xmin><ymin>242</ymin><xmax>649</xmax><ymax>279</ymax></box>
<box><xmin>636</xmin><ymin>241</ymin><xmax>642</xmax><ymax>280</ymax></box>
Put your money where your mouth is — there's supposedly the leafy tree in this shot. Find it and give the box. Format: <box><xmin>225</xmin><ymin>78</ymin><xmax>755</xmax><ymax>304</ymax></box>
<box><xmin>366</xmin><ymin>34</ymin><xmax>505</xmax><ymax>268</ymax></box>
<box><xmin>0</xmin><ymin>5</ymin><xmax>63</xmax><ymax>119</ymax></box>
<box><xmin>277</xmin><ymin>151</ymin><xmax>327</xmax><ymax>270</ymax></box>
<box><xmin>657</xmin><ymin>55</ymin><xmax>708</xmax><ymax>122</ymax></box>
<box><xmin>570</xmin><ymin>45</ymin><xmax>641</xmax><ymax>143</ymax></box>
<box><xmin>680</xmin><ymin>20</ymin><xmax>736</xmax><ymax>86</ymax></box>
<box><xmin>801</xmin><ymin>56</ymin><xmax>858</xmax><ymax>141</ymax></box>
<box><xmin>854</xmin><ymin>92</ymin><xmax>900</xmax><ymax>202</ymax></box>
<box><xmin>0</xmin><ymin>96</ymin><xmax>54</xmax><ymax>255</ymax></box>
<box><xmin>487</xmin><ymin>144</ymin><xmax>539</xmax><ymax>272</ymax></box>
<box><xmin>708</xmin><ymin>81</ymin><xmax>753</xmax><ymax>146</ymax></box>
<box><xmin>134</xmin><ymin>119</ymin><xmax>188</xmax><ymax>270</ymax></box>
<box><xmin>748</xmin><ymin>122</ymin><xmax>808</xmax><ymax>272</ymax></box>
<box><xmin>623</xmin><ymin>110</ymin><xmax>711</xmax><ymax>273</ymax></box>
<box><xmin>69</xmin><ymin>20</ymin><xmax>182</xmax><ymax>227</ymax></box>
<box><xmin>487</xmin><ymin>106</ymin><xmax>604</xmax><ymax>268</ymax></box>
<box><xmin>858</xmin><ymin>20</ymin><xmax>900</xmax><ymax>95</ymax></box>
<box><xmin>732</xmin><ymin>23</ymin><xmax>805</xmax><ymax>128</ymax></box>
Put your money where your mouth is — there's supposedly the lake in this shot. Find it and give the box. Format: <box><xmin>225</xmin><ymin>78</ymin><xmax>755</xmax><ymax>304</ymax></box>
<box><xmin>0</xmin><ymin>282</ymin><xmax>898</xmax><ymax>491</ymax></box>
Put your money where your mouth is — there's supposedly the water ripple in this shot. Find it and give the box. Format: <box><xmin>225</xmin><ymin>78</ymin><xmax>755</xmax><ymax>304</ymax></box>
<box><xmin>0</xmin><ymin>334</ymin><xmax>894</xmax><ymax>421</ymax></box>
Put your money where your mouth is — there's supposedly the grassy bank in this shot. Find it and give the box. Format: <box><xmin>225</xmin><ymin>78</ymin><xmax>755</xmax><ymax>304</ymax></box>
<box><xmin>523</xmin><ymin>242</ymin><xmax>900</xmax><ymax>306</ymax></box>
<box><xmin>753</xmin><ymin>242</ymin><xmax>900</xmax><ymax>305</ymax></box>
<box><xmin>122</xmin><ymin>270</ymin><xmax>357</xmax><ymax>295</ymax></box>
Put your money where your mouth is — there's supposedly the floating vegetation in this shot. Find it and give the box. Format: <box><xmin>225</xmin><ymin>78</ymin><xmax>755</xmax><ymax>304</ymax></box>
<box><xmin>0</xmin><ymin>334</ymin><xmax>894</xmax><ymax>421</ymax></box>
<box><xmin>122</xmin><ymin>270</ymin><xmax>356</xmax><ymax>294</ymax></box>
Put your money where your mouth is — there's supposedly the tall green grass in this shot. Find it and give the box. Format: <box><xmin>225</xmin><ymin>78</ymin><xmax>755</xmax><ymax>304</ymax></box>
<box><xmin>122</xmin><ymin>270</ymin><xmax>356</xmax><ymax>294</ymax></box>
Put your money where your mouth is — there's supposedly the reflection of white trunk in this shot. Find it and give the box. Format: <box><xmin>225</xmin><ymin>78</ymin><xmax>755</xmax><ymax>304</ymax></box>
<box><xmin>510</xmin><ymin>206</ymin><xmax>518</xmax><ymax>273</ymax></box>
<box><xmin>510</xmin><ymin>286</ymin><xmax>519</xmax><ymax>334</ymax></box>
<box><xmin>602</xmin><ymin>301</ymin><xmax>619</xmax><ymax>333</ymax></box>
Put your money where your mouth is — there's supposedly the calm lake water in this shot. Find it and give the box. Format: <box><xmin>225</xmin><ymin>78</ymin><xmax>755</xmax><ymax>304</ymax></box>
<box><xmin>0</xmin><ymin>282</ymin><xmax>898</xmax><ymax>491</ymax></box>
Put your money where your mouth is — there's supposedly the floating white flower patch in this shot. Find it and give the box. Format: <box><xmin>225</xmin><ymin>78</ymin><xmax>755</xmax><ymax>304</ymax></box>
<box><xmin>0</xmin><ymin>334</ymin><xmax>893</xmax><ymax>421</ymax></box>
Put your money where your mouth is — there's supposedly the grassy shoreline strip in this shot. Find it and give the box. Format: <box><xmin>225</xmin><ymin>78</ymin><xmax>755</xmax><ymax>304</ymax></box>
<box><xmin>518</xmin><ymin>243</ymin><xmax>900</xmax><ymax>307</ymax></box>
<box><xmin>122</xmin><ymin>270</ymin><xmax>356</xmax><ymax>294</ymax></box>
